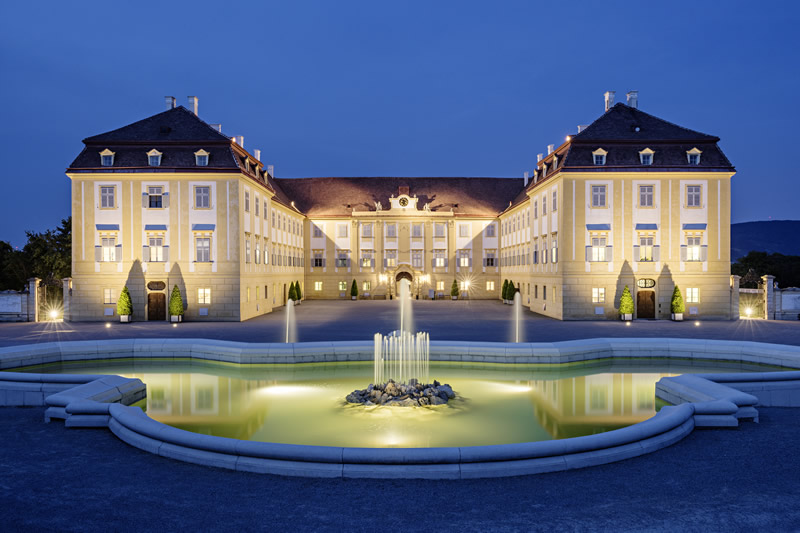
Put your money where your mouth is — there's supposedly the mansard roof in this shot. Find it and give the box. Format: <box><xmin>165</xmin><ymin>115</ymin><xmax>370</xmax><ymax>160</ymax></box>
<box><xmin>83</xmin><ymin>106</ymin><xmax>230</xmax><ymax>143</ymax></box>
<box><xmin>274</xmin><ymin>177</ymin><xmax>526</xmax><ymax>217</ymax></box>
<box><xmin>573</xmin><ymin>103</ymin><xmax>718</xmax><ymax>142</ymax></box>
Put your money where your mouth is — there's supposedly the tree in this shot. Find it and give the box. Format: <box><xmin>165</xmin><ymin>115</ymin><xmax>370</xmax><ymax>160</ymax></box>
<box><xmin>350</xmin><ymin>279</ymin><xmax>358</xmax><ymax>298</ymax></box>
<box><xmin>295</xmin><ymin>280</ymin><xmax>302</xmax><ymax>300</ymax></box>
<box><xmin>671</xmin><ymin>285</ymin><xmax>685</xmax><ymax>314</ymax></box>
<box><xmin>169</xmin><ymin>285</ymin><xmax>184</xmax><ymax>316</ymax></box>
<box><xmin>502</xmin><ymin>279</ymin><xmax>509</xmax><ymax>300</ymax></box>
<box><xmin>619</xmin><ymin>286</ymin><xmax>634</xmax><ymax>316</ymax></box>
<box><xmin>288</xmin><ymin>282</ymin><xmax>297</xmax><ymax>301</ymax></box>
<box><xmin>732</xmin><ymin>251</ymin><xmax>800</xmax><ymax>289</ymax></box>
<box><xmin>117</xmin><ymin>286</ymin><xmax>133</xmax><ymax>316</ymax></box>
<box><xmin>451</xmin><ymin>279</ymin><xmax>459</xmax><ymax>298</ymax></box>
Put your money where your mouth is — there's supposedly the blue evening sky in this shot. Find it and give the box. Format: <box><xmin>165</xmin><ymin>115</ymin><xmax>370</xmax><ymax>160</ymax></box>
<box><xmin>1</xmin><ymin>0</ymin><xmax>798</xmax><ymax>246</ymax></box>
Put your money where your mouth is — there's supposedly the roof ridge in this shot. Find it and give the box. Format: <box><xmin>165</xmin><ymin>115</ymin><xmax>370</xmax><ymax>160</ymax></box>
<box><xmin>573</xmin><ymin>103</ymin><xmax>717</xmax><ymax>142</ymax></box>
<box><xmin>83</xmin><ymin>106</ymin><xmax>230</xmax><ymax>143</ymax></box>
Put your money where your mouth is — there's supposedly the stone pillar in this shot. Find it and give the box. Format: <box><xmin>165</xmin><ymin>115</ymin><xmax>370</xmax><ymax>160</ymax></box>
<box><xmin>762</xmin><ymin>275</ymin><xmax>775</xmax><ymax>320</ymax></box>
<box><xmin>62</xmin><ymin>278</ymin><xmax>72</xmax><ymax>322</ymax></box>
<box><xmin>730</xmin><ymin>275</ymin><xmax>740</xmax><ymax>320</ymax></box>
<box><xmin>27</xmin><ymin>278</ymin><xmax>40</xmax><ymax>322</ymax></box>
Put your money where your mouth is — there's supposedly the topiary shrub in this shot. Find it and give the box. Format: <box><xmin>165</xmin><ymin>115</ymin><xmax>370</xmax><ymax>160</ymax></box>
<box><xmin>502</xmin><ymin>279</ymin><xmax>509</xmax><ymax>301</ymax></box>
<box><xmin>451</xmin><ymin>279</ymin><xmax>459</xmax><ymax>298</ymax></box>
<box><xmin>117</xmin><ymin>286</ymin><xmax>133</xmax><ymax>316</ymax></box>
<box><xmin>288</xmin><ymin>282</ymin><xmax>297</xmax><ymax>302</ymax></box>
<box><xmin>619</xmin><ymin>286</ymin><xmax>634</xmax><ymax>316</ymax></box>
<box><xmin>350</xmin><ymin>279</ymin><xmax>358</xmax><ymax>298</ymax></box>
<box><xmin>295</xmin><ymin>280</ymin><xmax>302</xmax><ymax>301</ymax></box>
<box><xmin>169</xmin><ymin>285</ymin><xmax>184</xmax><ymax>316</ymax></box>
<box><xmin>671</xmin><ymin>285</ymin><xmax>685</xmax><ymax>314</ymax></box>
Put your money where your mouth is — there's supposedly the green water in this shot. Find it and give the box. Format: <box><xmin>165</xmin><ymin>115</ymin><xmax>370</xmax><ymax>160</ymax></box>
<box><xmin>19</xmin><ymin>359</ymin><xmax>767</xmax><ymax>448</ymax></box>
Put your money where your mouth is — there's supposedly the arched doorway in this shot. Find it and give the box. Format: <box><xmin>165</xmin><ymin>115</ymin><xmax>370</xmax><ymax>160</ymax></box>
<box><xmin>395</xmin><ymin>271</ymin><xmax>413</xmax><ymax>283</ymax></box>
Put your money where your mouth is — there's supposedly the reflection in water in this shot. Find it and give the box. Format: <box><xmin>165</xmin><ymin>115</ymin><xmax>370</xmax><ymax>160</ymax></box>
<box><xmin>20</xmin><ymin>359</ymin><xmax>767</xmax><ymax>448</ymax></box>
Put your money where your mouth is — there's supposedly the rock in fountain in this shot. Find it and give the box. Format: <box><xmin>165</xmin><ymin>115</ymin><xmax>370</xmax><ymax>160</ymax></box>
<box><xmin>346</xmin><ymin>278</ymin><xmax>457</xmax><ymax>407</ymax></box>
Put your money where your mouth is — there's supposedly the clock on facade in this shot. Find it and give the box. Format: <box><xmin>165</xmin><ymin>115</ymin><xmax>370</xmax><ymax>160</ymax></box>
<box><xmin>399</xmin><ymin>197</ymin><xmax>408</xmax><ymax>207</ymax></box>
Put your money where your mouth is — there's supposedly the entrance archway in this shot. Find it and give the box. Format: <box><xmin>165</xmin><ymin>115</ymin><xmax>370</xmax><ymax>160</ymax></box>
<box><xmin>395</xmin><ymin>271</ymin><xmax>413</xmax><ymax>283</ymax></box>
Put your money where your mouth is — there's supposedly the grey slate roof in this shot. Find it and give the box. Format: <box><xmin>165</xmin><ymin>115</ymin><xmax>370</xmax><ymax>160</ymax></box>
<box><xmin>573</xmin><ymin>103</ymin><xmax>718</xmax><ymax>142</ymax></box>
<box><xmin>83</xmin><ymin>106</ymin><xmax>230</xmax><ymax>143</ymax></box>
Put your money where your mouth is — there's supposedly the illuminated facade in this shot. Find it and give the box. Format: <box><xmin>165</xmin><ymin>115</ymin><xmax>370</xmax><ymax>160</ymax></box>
<box><xmin>66</xmin><ymin>93</ymin><xmax>736</xmax><ymax>321</ymax></box>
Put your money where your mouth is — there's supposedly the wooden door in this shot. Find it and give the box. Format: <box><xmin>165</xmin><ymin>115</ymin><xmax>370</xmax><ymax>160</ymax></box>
<box><xmin>148</xmin><ymin>292</ymin><xmax>166</xmax><ymax>321</ymax></box>
<box><xmin>637</xmin><ymin>291</ymin><xmax>655</xmax><ymax>319</ymax></box>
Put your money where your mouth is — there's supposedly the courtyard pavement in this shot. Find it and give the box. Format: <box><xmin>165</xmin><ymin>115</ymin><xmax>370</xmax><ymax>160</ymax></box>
<box><xmin>1</xmin><ymin>300</ymin><xmax>799</xmax><ymax>347</ymax></box>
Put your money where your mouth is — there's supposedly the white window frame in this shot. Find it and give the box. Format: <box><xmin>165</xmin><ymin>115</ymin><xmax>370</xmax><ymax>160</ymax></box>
<box><xmin>686</xmin><ymin>185</ymin><xmax>702</xmax><ymax>208</ymax></box>
<box><xmin>194</xmin><ymin>149</ymin><xmax>209</xmax><ymax>167</ymax></box>
<box><xmin>314</xmin><ymin>281</ymin><xmax>323</xmax><ymax>292</ymax></box>
<box><xmin>458</xmin><ymin>224</ymin><xmax>469</xmax><ymax>238</ymax></box>
<box><xmin>147</xmin><ymin>186</ymin><xmax>163</xmax><ymax>209</ymax></box>
<box><xmin>99</xmin><ymin>149</ymin><xmax>115</xmax><ymax>167</ymax></box>
<box><xmin>591</xmin><ymin>185</ymin><xmax>607</xmax><ymax>208</ymax></box>
<box><xmin>639</xmin><ymin>185</ymin><xmax>654</xmax><ymax>208</ymax></box>
<box><xmin>411</xmin><ymin>223</ymin><xmax>423</xmax><ymax>238</ymax></box>
<box><xmin>101</xmin><ymin>236</ymin><xmax>116</xmax><ymax>262</ymax></box>
<box><xmin>686</xmin><ymin>287</ymin><xmax>699</xmax><ymax>303</ymax></box>
<box><xmin>100</xmin><ymin>186</ymin><xmax>115</xmax><ymax>209</ymax></box>
<box><xmin>363</xmin><ymin>223</ymin><xmax>373</xmax><ymax>238</ymax></box>
<box><xmin>337</xmin><ymin>224</ymin><xmax>348</xmax><ymax>238</ymax></box>
<box><xmin>194</xmin><ymin>186</ymin><xmax>211</xmax><ymax>209</ymax></box>
<box><xmin>198</xmin><ymin>288</ymin><xmax>211</xmax><ymax>305</ymax></box>
<box><xmin>591</xmin><ymin>235</ymin><xmax>607</xmax><ymax>262</ymax></box>
<box><xmin>639</xmin><ymin>148</ymin><xmax>654</xmax><ymax>166</ymax></box>
<box><xmin>147</xmin><ymin>149</ymin><xmax>162</xmax><ymax>167</ymax></box>
<box><xmin>592</xmin><ymin>148</ymin><xmax>607</xmax><ymax>166</ymax></box>
<box><xmin>195</xmin><ymin>236</ymin><xmax>211</xmax><ymax>262</ymax></box>
<box><xmin>592</xmin><ymin>287</ymin><xmax>605</xmax><ymax>303</ymax></box>
<box><xmin>148</xmin><ymin>236</ymin><xmax>164</xmax><ymax>262</ymax></box>
<box><xmin>687</xmin><ymin>147</ymin><xmax>702</xmax><ymax>165</ymax></box>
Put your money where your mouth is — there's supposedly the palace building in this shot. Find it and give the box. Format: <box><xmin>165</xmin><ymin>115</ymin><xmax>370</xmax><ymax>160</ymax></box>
<box><xmin>64</xmin><ymin>92</ymin><xmax>736</xmax><ymax>321</ymax></box>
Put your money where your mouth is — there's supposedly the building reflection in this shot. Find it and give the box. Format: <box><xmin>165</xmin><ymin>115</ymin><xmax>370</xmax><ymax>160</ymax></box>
<box><xmin>527</xmin><ymin>373</ymin><xmax>671</xmax><ymax>439</ymax></box>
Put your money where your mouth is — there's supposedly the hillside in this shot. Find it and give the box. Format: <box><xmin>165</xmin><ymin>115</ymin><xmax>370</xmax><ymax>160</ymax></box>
<box><xmin>731</xmin><ymin>220</ymin><xmax>800</xmax><ymax>260</ymax></box>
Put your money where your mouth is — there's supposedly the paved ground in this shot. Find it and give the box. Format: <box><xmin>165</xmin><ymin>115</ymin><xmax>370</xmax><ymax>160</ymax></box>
<box><xmin>1</xmin><ymin>300</ymin><xmax>799</xmax><ymax>347</ymax></box>
<box><xmin>2</xmin><ymin>406</ymin><xmax>799</xmax><ymax>532</ymax></box>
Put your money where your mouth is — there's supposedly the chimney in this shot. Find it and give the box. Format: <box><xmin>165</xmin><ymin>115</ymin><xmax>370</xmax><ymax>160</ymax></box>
<box><xmin>164</xmin><ymin>96</ymin><xmax>176</xmax><ymax>110</ymax></box>
<box><xmin>233</xmin><ymin>135</ymin><xmax>244</xmax><ymax>147</ymax></box>
<box><xmin>524</xmin><ymin>171</ymin><xmax>529</xmax><ymax>187</ymax></box>
<box><xmin>604</xmin><ymin>91</ymin><xmax>615</xmax><ymax>112</ymax></box>
<box><xmin>577</xmin><ymin>124</ymin><xmax>589</xmax><ymax>133</ymax></box>
<box><xmin>254</xmin><ymin>149</ymin><xmax>261</xmax><ymax>161</ymax></box>
<box><xmin>267</xmin><ymin>164</ymin><xmax>274</xmax><ymax>177</ymax></box>
<box><xmin>547</xmin><ymin>144</ymin><xmax>554</xmax><ymax>155</ymax></box>
<box><xmin>209</xmin><ymin>124</ymin><xmax>222</xmax><ymax>132</ymax></box>
<box><xmin>187</xmin><ymin>96</ymin><xmax>198</xmax><ymax>115</ymax></box>
<box><xmin>537</xmin><ymin>153</ymin><xmax>543</xmax><ymax>163</ymax></box>
<box><xmin>626</xmin><ymin>90</ymin><xmax>639</xmax><ymax>109</ymax></box>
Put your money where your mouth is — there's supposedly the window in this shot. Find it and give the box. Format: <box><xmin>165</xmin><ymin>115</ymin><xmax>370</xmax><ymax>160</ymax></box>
<box><xmin>195</xmin><ymin>237</ymin><xmax>210</xmax><ymax>262</ymax></box>
<box><xmin>147</xmin><ymin>149</ymin><xmax>162</xmax><ymax>166</ymax></box>
<box><xmin>245</xmin><ymin>238</ymin><xmax>251</xmax><ymax>263</ymax></box>
<box><xmin>194</xmin><ymin>149</ymin><xmax>209</xmax><ymax>166</ymax></box>
<box><xmin>436</xmin><ymin>281</ymin><xmax>444</xmax><ymax>291</ymax></box>
<box><xmin>245</xmin><ymin>191</ymin><xmax>250</xmax><ymax>212</ymax></box>
<box><xmin>533</xmin><ymin>243</ymin><xmax>538</xmax><ymax>264</ymax></box>
<box><xmin>686</xmin><ymin>233</ymin><xmax>702</xmax><ymax>261</ymax></box>
<box><xmin>638</xmin><ymin>185</ymin><xmax>654</xmax><ymax>208</ymax></box>
<box><xmin>485</xmin><ymin>251</ymin><xmax>496</xmax><ymax>267</ymax></box>
<box><xmin>687</xmin><ymin>148</ymin><xmax>702</xmax><ymax>165</ymax></box>
<box><xmin>101</xmin><ymin>237</ymin><xmax>116</xmax><ymax>262</ymax></box>
<box><xmin>485</xmin><ymin>224</ymin><xmax>495</xmax><ymax>237</ymax></box>
<box><xmin>100</xmin><ymin>149</ymin><xmax>115</xmax><ymax>167</ymax></box>
<box><xmin>149</xmin><ymin>237</ymin><xmax>163</xmax><ymax>262</ymax></box>
<box><xmin>314</xmin><ymin>281</ymin><xmax>323</xmax><ymax>291</ymax></box>
<box><xmin>412</xmin><ymin>250</ymin><xmax>423</xmax><ymax>268</ymax></box>
<box><xmin>486</xmin><ymin>281</ymin><xmax>495</xmax><ymax>291</ymax></box>
<box><xmin>336</xmin><ymin>252</ymin><xmax>348</xmax><ymax>268</ymax></box>
<box><xmin>460</xmin><ymin>281</ymin><xmax>469</xmax><ymax>291</ymax></box>
<box><xmin>255</xmin><ymin>241</ymin><xmax>261</xmax><ymax>264</ymax></box>
<box><xmin>551</xmin><ymin>235</ymin><xmax>558</xmax><ymax>263</ymax></box>
<box><xmin>639</xmin><ymin>235</ymin><xmax>654</xmax><ymax>261</ymax></box>
<box><xmin>361</xmin><ymin>250</ymin><xmax>373</xmax><ymax>268</ymax></box>
<box><xmin>434</xmin><ymin>223</ymin><xmax>446</xmax><ymax>238</ymax></box>
<box><xmin>434</xmin><ymin>250</ymin><xmax>446</xmax><ymax>267</ymax></box>
<box><xmin>687</xmin><ymin>185</ymin><xmax>702</xmax><ymax>207</ymax></box>
<box><xmin>362</xmin><ymin>281</ymin><xmax>371</xmax><ymax>292</ymax></box>
<box><xmin>313</xmin><ymin>252</ymin><xmax>324</xmax><ymax>268</ymax></box>
<box><xmin>271</xmin><ymin>210</ymin><xmax>276</xmax><ymax>228</ymax></box>
<box><xmin>686</xmin><ymin>287</ymin><xmax>699</xmax><ymax>303</ymax></box>
<box><xmin>639</xmin><ymin>148</ymin><xmax>654</xmax><ymax>165</ymax></box>
<box><xmin>385</xmin><ymin>250</ymin><xmax>397</xmax><ymax>267</ymax></box>
<box><xmin>148</xmin><ymin>186</ymin><xmax>163</xmax><ymax>208</ymax></box>
<box><xmin>541</xmin><ymin>238</ymin><xmax>548</xmax><ymax>264</ymax></box>
<box><xmin>100</xmin><ymin>186</ymin><xmax>115</xmax><ymax>209</ymax></box>
<box><xmin>592</xmin><ymin>287</ymin><xmax>605</xmax><ymax>303</ymax></box>
<box><xmin>543</xmin><ymin>285</ymin><xmax>547</xmax><ymax>300</ymax></box>
<box><xmin>264</xmin><ymin>245</ymin><xmax>269</xmax><ymax>265</ymax></box>
<box><xmin>542</xmin><ymin>194</ymin><xmax>547</xmax><ymax>215</ymax></box>
<box><xmin>338</xmin><ymin>281</ymin><xmax>347</xmax><ymax>291</ymax></box>
<box><xmin>412</xmin><ymin>223</ymin><xmax>423</xmax><ymax>238</ymax></box>
<box><xmin>313</xmin><ymin>224</ymin><xmax>323</xmax><ymax>238</ymax></box>
<box><xmin>459</xmin><ymin>224</ymin><xmax>469</xmax><ymax>238</ymax></box>
<box><xmin>363</xmin><ymin>223</ymin><xmax>373</xmax><ymax>238</ymax></box>
<box><xmin>198</xmin><ymin>288</ymin><xmax>211</xmax><ymax>305</ymax></box>
<box><xmin>592</xmin><ymin>148</ymin><xmax>607</xmax><ymax>166</ymax></box>
<box><xmin>337</xmin><ymin>224</ymin><xmax>348</xmax><ymax>238</ymax></box>
<box><xmin>255</xmin><ymin>196</ymin><xmax>259</xmax><ymax>217</ymax></box>
<box><xmin>591</xmin><ymin>185</ymin><xmax>606</xmax><ymax>208</ymax></box>
<box><xmin>533</xmin><ymin>200</ymin><xmax>538</xmax><ymax>219</ymax></box>
<box><xmin>458</xmin><ymin>250</ymin><xmax>470</xmax><ymax>267</ymax></box>
<box><xmin>103</xmin><ymin>288</ymin><xmax>115</xmax><ymax>304</ymax></box>
<box><xmin>195</xmin><ymin>186</ymin><xmax>210</xmax><ymax>209</ymax></box>
<box><xmin>591</xmin><ymin>236</ymin><xmax>607</xmax><ymax>262</ymax></box>
<box><xmin>386</xmin><ymin>224</ymin><xmax>396</xmax><ymax>238</ymax></box>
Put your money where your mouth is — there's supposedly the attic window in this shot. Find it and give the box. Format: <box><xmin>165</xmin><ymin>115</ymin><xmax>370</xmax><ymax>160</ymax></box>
<box><xmin>194</xmin><ymin>149</ymin><xmax>209</xmax><ymax>167</ymax></box>
<box><xmin>147</xmin><ymin>149</ymin><xmax>162</xmax><ymax>167</ymax></box>
<box><xmin>99</xmin><ymin>149</ymin><xmax>115</xmax><ymax>167</ymax></box>
<box><xmin>687</xmin><ymin>147</ymin><xmax>702</xmax><ymax>165</ymax></box>
<box><xmin>639</xmin><ymin>148</ymin><xmax>654</xmax><ymax>165</ymax></box>
<box><xmin>592</xmin><ymin>148</ymin><xmax>607</xmax><ymax>166</ymax></box>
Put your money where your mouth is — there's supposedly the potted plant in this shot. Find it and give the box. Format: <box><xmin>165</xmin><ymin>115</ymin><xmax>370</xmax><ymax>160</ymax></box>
<box><xmin>671</xmin><ymin>285</ymin><xmax>685</xmax><ymax>321</ymax></box>
<box><xmin>117</xmin><ymin>286</ymin><xmax>132</xmax><ymax>323</ymax></box>
<box><xmin>350</xmin><ymin>279</ymin><xmax>358</xmax><ymax>300</ymax></box>
<box><xmin>450</xmin><ymin>279</ymin><xmax>459</xmax><ymax>300</ymax></box>
<box><xmin>619</xmin><ymin>285</ymin><xmax>634</xmax><ymax>321</ymax></box>
<box><xmin>169</xmin><ymin>285</ymin><xmax>184</xmax><ymax>322</ymax></box>
<box><xmin>288</xmin><ymin>282</ymin><xmax>297</xmax><ymax>303</ymax></box>
<box><xmin>502</xmin><ymin>279</ymin><xmax>509</xmax><ymax>304</ymax></box>
<box><xmin>294</xmin><ymin>280</ymin><xmax>302</xmax><ymax>304</ymax></box>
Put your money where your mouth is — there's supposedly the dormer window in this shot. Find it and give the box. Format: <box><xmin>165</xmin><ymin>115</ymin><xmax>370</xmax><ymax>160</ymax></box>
<box><xmin>687</xmin><ymin>147</ymin><xmax>702</xmax><ymax>165</ymax></box>
<box><xmin>592</xmin><ymin>148</ymin><xmax>607</xmax><ymax>166</ymax></box>
<box><xmin>639</xmin><ymin>148</ymin><xmax>654</xmax><ymax>165</ymax></box>
<box><xmin>194</xmin><ymin>149</ymin><xmax>209</xmax><ymax>166</ymax></box>
<box><xmin>99</xmin><ymin>149</ymin><xmax>115</xmax><ymax>167</ymax></box>
<box><xmin>147</xmin><ymin>149</ymin><xmax>162</xmax><ymax>167</ymax></box>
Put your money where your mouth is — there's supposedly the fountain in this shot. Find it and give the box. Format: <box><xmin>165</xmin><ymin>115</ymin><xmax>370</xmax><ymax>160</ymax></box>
<box><xmin>347</xmin><ymin>279</ymin><xmax>455</xmax><ymax>406</ymax></box>
<box><xmin>285</xmin><ymin>300</ymin><xmax>296</xmax><ymax>343</ymax></box>
<box><xmin>513</xmin><ymin>291</ymin><xmax>522</xmax><ymax>343</ymax></box>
